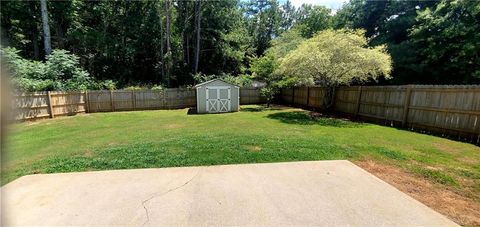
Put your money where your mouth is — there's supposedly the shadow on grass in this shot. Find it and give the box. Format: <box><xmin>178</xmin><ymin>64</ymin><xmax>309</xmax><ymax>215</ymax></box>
<box><xmin>241</xmin><ymin>106</ymin><xmax>284</xmax><ymax>112</ymax></box>
<box><xmin>267</xmin><ymin>111</ymin><xmax>364</xmax><ymax>128</ymax></box>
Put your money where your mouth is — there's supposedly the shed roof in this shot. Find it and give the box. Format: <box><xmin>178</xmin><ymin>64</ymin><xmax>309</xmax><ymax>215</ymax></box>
<box><xmin>194</xmin><ymin>79</ymin><xmax>239</xmax><ymax>88</ymax></box>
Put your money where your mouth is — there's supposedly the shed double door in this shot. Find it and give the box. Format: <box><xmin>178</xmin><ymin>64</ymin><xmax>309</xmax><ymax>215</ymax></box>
<box><xmin>206</xmin><ymin>86</ymin><xmax>231</xmax><ymax>113</ymax></box>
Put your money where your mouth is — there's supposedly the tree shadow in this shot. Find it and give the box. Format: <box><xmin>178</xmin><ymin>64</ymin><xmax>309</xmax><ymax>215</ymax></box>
<box><xmin>240</xmin><ymin>105</ymin><xmax>286</xmax><ymax>112</ymax></box>
<box><xmin>266</xmin><ymin>111</ymin><xmax>364</xmax><ymax>128</ymax></box>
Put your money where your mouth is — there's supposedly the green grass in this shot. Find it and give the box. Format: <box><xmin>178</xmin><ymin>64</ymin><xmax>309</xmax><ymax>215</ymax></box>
<box><xmin>3</xmin><ymin>105</ymin><xmax>480</xmax><ymax>201</ymax></box>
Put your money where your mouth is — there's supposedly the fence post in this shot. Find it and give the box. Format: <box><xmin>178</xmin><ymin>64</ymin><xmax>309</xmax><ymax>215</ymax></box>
<box><xmin>47</xmin><ymin>91</ymin><xmax>55</xmax><ymax>118</ymax></box>
<box><xmin>84</xmin><ymin>90</ymin><xmax>89</xmax><ymax>113</ymax></box>
<box><xmin>110</xmin><ymin>90</ymin><xmax>115</xmax><ymax>112</ymax></box>
<box><xmin>306</xmin><ymin>87</ymin><xmax>310</xmax><ymax>107</ymax></box>
<box><xmin>163</xmin><ymin>89</ymin><xmax>167</xmax><ymax>108</ymax></box>
<box><xmin>354</xmin><ymin>86</ymin><xmax>362</xmax><ymax>117</ymax></box>
<box><xmin>402</xmin><ymin>85</ymin><xmax>413</xmax><ymax>127</ymax></box>
<box><xmin>132</xmin><ymin>90</ymin><xmax>136</xmax><ymax>110</ymax></box>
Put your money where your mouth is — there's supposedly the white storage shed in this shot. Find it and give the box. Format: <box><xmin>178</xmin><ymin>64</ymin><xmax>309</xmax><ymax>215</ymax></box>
<box><xmin>195</xmin><ymin>79</ymin><xmax>240</xmax><ymax>114</ymax></box>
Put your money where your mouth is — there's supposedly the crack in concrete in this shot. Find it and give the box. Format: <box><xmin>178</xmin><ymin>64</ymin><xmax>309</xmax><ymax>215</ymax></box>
<box><xmin>141</xmin><ymin>170</ymin><xmax>201</xmax><ymax>227</ymax></box>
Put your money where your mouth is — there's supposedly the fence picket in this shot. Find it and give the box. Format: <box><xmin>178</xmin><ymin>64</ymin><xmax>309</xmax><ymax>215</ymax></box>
<box><xmin>47</xmin><ymin>91</ymin><xmax>54</xmax><ymax>118</ymax></box>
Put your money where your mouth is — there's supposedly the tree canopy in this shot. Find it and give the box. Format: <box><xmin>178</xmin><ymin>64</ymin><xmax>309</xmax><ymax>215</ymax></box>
<box><xmin>0</xmin><ymin>0</ymin><xmax>478</xmax><ymax>91</ymax></box>
<box><xmin>332</xmin><ymin>0</ymin><xmax>479</xmax><ymax>84</ymax></box>
<box><xmin>277</xmin><ymin>29</ymin><xmax>392</xmax><ymax>87</ymax></box>
<box><xmin>410</xmin><ymin>0</ymin><xmax>480</xmax><ymax>83</ymax></box>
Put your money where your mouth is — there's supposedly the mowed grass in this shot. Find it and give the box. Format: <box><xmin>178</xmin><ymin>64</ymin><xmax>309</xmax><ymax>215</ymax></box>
<box><xmin>3</xmin><ymin>105</ymin><xmax>480</xmax><ymax>201</ymax></box>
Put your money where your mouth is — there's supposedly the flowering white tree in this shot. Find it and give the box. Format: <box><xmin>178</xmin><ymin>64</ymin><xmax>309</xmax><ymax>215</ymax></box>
<box><xmin>277</xmin><ymin>29</ymin><xmax>392</xmax><ymax>87</ymax></box>
<box><xmin>276</xmin><ymin>29</ymin><xmax>392</xmax><ymax>109</ymax></box>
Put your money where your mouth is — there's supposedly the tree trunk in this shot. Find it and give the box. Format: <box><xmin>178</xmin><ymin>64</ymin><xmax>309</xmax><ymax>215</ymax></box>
<box><xmin>186</xmin><ymin>36</ymin><xmax>190</xmax><ymax>72</ymax></box>
<box><xmin>29</xmin><ymin>1</ymin><xmax>40</xmax><ymax>59</ymax></box>
<box><xmin>40</xmin><ymin>0</ymin><xmax>52</xmax><ymax>56</ymax></box>
<box><xmin>159</xmin><ymin>7</ymin><xmax>165</xmax><ymax>84</ymax></box>
<box><xmin>55</xmin><ymin>23</ymin><xmax>65</xmax><ymax>49</ymax></box>
<box><xmin>322</xmin><ymin>86</ymin><xmax>336</xmax><ymax>112</ymax></box>
<box><xmin>31</xmin><ymin>25</ymin><xmax>40</xmax><ymax>60</ymax></box>
<box><xmin>194</xmin><ymin>0</ymin><xmax>202</xmax><ymax>73</ymax></box>
<box><xmin>164</xmin><ymin>0</ymin><xmax>171</xmax><ymax>87</ymax></box>
<box><xmin>182</xmin><ymin>2</ymin><xmax>190</xmax><ymax>66</ymax></box>
<box><xmin>165</xmin><ymin>0</ymin><xmax>171</xmax><ymax>54</ymax></box>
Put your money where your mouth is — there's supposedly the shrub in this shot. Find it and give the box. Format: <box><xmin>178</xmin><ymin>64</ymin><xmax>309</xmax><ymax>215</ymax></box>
<box><xmin>193</xmin><ymin>72</ymin><xmax>251</xmax><ymax>87</ymax></box>
<box><xmin>151</xmin><ymin>84</ymin><xmax>164</xmax><ymax>91</ymax></box>
<box><xmin>250</xmin><ymin>53</ymin><xmax>282</xmax><ymax>106</ymax></box>
<box><xmin>1</xmin><ymin>47</ymin><xmax>114</xmax><ymax>91</ymax></box>
<box><xmin>123</xmin><ymin>86</ymin><xmax>143</xmax><ymax>91</ymax></box>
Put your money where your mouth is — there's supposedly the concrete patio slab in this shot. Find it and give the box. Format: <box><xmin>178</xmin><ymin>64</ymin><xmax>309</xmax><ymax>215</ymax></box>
<box><xmin>1</xmin><ymin>160</ymin><xmax>457</xmax><ymax>226</ymax></box>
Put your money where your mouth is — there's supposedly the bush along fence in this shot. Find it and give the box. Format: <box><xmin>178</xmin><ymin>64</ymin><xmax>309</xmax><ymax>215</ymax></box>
<box><xmin>280</xmin><ymin>85</ymin><xmax>480</xmax><ymax>143</ymax></box>
<box><xmin>12</xmin><ymin>87</ymin><xmax>266</xmax><ymax>120</ymax></box>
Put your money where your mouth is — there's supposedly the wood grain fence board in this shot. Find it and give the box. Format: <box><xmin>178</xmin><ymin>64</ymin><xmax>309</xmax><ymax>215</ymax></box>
<box><xmin>50</xmin><ymin>91</ymin><xmax>85</xmax><ymax>116</ymax></box>
<box><xmin>308</xmin><ymin>87</ymin><xmax>325</xmax><ymax>108</ymax></box>
<box><xmin>12</xmin><ymin>92</ymin><xmax>49</xmax><ymax>120</ymax></box>
<box><xmin>281</xmin><ymin>85</ymin><xmax>480</xmax><ymax>142</ymax></box>
<box><xmin>88</xmin><ymin>91</ymin><xmax>112</xmax><ymax>112</ymax></box>
<box><xmin>278</xmin><ymin>87</ymin><xmax>325</xmax><ymax>108</ymax></box>
<box><xmin>46</xmin><ymin>91</ymin><xmax>54</xmax><ymax>118</ymax></box>
<box><xmin>240</xmin><ymin>88</ymin><xmax>266</xmax><ymax>104</ymax></box>
<box><xmin>281</xmin><ymin>88</ymin><xmax>293</xmax><ymax>104</ymax></box>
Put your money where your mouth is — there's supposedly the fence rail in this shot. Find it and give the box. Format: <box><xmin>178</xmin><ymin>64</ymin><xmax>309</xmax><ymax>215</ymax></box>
<box><xmin>13</xmin><ymin>87</ymin><xmax>265</xmax><ymax>120</ymax></box>
<box><xmin>281</xmin><ymin>85</ymin><xmax>480</xmax><ymax>143</ymax></box>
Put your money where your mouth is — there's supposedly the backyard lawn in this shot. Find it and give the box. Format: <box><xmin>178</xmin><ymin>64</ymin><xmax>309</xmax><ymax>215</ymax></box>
<box><xmin>3</xmin><ymin>105</ymin><xmax>480</xmax><ymax>225</ymax></box>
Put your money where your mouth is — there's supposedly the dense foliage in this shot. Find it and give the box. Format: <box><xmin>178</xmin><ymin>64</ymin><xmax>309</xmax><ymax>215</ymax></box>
<box><xmin>2</xmin><ymin>48</ymin><xmax>114</xmax><ymax>91</ymax></box>
<box><xmin>250</xmin><ymin>52</ymin><xmax>280</xmax><ymax>106</ymax></box>
<box><xmin>333</xmin><ymin>0</ymin><xmax>479</xmax><ymax>84</ymax></box>
<box><xmin>1</xmin><ymin>0</ymin><xmax>478</xmax><ymax>91</ymax></box>
<box><xmin>410</xmin><ymin>0</ymin><xmax>480</xmax><ymax>83</ymax></box>
<box><xmin>277</xmin><ymin>29</ymin><xmax>392</xmax><ymax>86</ymax></box>
<box><xmin>193</xmin><ymin>73</ymin><xmax>252</xmax><ymax>87</ymax></box>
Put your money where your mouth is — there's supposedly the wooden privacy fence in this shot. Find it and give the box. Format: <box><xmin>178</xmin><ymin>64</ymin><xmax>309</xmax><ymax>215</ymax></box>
<box><xmin>87</xmin><ymin>88</ymin><xmax>196</xmax><ymax>113</ymax></box>
<box><xmin>240</xmin><ymin>87</ymin><xmax>267</xmax><ymax>104</ymax></box>
<box><xmin>14</xmin><ymin>91</ymin><xmax>87</xmax><ymax>120</ymax></box>
<box><xmin>13</xmin><ymin>87</ymin><xmax>265</xmax><ymax>120</ymax></box>
<box><xmin>281</xmin><ymin>85</ymin><xmax>480</xmax><ymax>142</ymax></box>
<box><xmin>280</xmin><ymin>87</ymin><xmax>327</xmax><ymax>108</ymax></box>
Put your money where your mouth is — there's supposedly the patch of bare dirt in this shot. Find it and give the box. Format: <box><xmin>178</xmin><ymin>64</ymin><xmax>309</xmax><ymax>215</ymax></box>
<box><xmin>308</xmin><ymin>111</ymin><xmax>348</xmax><ymax>121</ymax></box>
<box><xmin>163</xmin><ymin>124</ymin><xmax>184</xmax><ymax>129</ymax></box>
<box><xmin>457</xmin><ymin>157</ymin><xmax>480</xmax><ymax>165</ymax></box>
<box><xmin>434</xmin><ymin>142</ymin><xmax>461</xmax><ymax>153</ymax></box>
<box><xmin>24</xmin><ymin>119</ymin><xmax>55</xmax><ymax>126</ymax></box>
<box><xmin>84</xmin><ymin>150</ymin><xmax>92</xmax><ymax>157</ymax></box>
<box><xmin>242</xmin><ymin>145</ymin><xmax>262</xmax><ymax>152</ymax></box>
<box><xmin>269</xmin><ymin>104</ymin><xmax>292</xmax><ymax>110</ymax></box>
<box><xmin>355</xmin><ymin>160</ymin><xmax>480</xmax><ymax>227</ymax></box>
<box><xmin>425</xmin><ymin>165</ymin><xmax>444</xmax><ymax>171</ymax></box>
